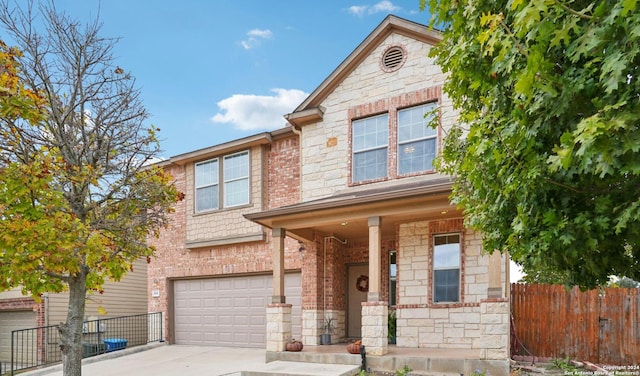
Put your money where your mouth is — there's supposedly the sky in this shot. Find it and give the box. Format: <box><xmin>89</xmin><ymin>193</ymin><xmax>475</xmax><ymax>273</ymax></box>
<box><xmin>16</xmin><ymin>0</ymin><xmax>431</xmax><ymax>159</ymax></box>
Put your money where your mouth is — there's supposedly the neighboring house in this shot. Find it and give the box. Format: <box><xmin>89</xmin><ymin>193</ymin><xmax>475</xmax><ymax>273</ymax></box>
<box><xmin>0</xmin><ymin>257</ymin><xmax>148</xmax><ymax>363</ymax></box>
<box><xmin>148</xmin><ymin>14</ymin><xmax>510</xmax><ymax>373</ymax></box>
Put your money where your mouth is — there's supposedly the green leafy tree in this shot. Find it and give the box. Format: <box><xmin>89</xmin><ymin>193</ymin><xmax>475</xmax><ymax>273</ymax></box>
<box><xmin>0</xmin><ymin>2</ymin><xmax>181</xmax><ymax>375</ymax></box>
<box><xmin>423</xmin><ymin>0</ymin><xmax>640</xmax><ymax>289</ymax></box>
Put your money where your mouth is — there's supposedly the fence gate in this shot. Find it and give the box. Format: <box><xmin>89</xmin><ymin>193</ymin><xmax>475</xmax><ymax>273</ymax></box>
<box><xmin>511</xmin><ymin>283</ymin><xmax>640</xmax><ymax>365</ymax></box>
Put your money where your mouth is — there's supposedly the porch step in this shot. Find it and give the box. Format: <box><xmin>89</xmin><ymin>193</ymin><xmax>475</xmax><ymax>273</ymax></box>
<box><xmin>241</xmin><ymin>360</ymin><xmax>360</xmax><ymax>376</ymax></box>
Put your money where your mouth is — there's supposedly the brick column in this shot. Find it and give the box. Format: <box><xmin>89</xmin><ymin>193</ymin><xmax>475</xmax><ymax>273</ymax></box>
<box><xmin>475</xmin><ymin>299</ymin><xmax>510</xmax><ymax>360</ymax></box>
<box><xmin>266</xmin><ymin>303</ymin><xmax>292</xmax><ymax>352</ymax></box>
<box><xmin>361</xmin><ymin>301</ymin><xmax>388</xmax><ymax>356</ymax></box>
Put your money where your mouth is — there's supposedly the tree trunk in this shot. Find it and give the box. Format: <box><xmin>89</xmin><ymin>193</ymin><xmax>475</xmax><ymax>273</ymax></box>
<box><xmin>59</xmin><ymin>269</ymin><xmax>87</xmax><ymax>376</ymax></box>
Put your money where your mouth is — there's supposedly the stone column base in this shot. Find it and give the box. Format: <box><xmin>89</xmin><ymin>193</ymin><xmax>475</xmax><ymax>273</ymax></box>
<box><xmin>362</xmin><ymin>301</ymin><xmax>388</xmax><ymax>356</ymax></box>
<box><xmin>476</xmin><ymin>299</ymin><xmax>510</xmax><ymax>360</ymax></box>
<box><xmin>266</xmin><ymin>303</ymin><xmax>292</xmax><ymax>352</ymax></box>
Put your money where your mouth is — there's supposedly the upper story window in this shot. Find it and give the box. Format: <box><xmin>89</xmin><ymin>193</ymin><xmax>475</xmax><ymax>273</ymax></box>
<box><xmin>398</xmin><ymin>103</ymin><xmax>437</xmax><ymax>174</ymax></box>
<box><xmin>352</xmin><ymin>114</ymin><xmax>389</xmax><ymax>183</ymax></box>
<box><xmin>433</xmin><ymin>233</ymin><xmax>461</xmax><ymax>303</ymax></box>
<box><xmin>351</xmin><ymin>101</ymin><xmax>438</xmax><ymax>184</ymax></box>
<box><xmin>195</xmin><ymin>150</ymin><xmax>249</xmax><ymax>213</ymax></box>
<box><xmin>223</xmin><ymin>151</ymin><xmax>249</xmax><ymax>207</ymax></box>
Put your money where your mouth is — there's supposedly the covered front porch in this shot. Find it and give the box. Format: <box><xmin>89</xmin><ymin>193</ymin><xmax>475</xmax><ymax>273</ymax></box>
<box><xmin>245</xmin><ymin>177</ymin><xmax>511</xmax><ymax>375</ymax></box>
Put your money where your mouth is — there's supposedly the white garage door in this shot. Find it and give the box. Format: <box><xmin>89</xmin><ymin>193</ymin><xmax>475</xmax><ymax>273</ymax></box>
<box><xmin>174</xmin><ymin>273</ymin><xmax>301</xmax><ymax>347</ymax></box>
<box><xmin>0</xmin><ymin>310</ymin><xmax>37</xmax><ymax>362</ymax></box>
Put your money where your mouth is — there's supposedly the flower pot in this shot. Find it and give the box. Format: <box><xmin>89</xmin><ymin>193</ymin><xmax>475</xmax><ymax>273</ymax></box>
<box><xmin>320</xmin><ymin>333</ymin><xmax>331</xmax><ymax>345</ymax></box>
<box><xmin>286</xmin><ymin>340</ymin><xmax>303</xmax><ymax>352</ymax></box>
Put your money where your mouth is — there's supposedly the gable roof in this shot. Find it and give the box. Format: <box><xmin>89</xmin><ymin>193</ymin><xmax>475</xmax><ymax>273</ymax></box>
<box><xmin>284</xmin><ymin>15</ymin><xmax>442</xmax><ymax>128</ymax></box>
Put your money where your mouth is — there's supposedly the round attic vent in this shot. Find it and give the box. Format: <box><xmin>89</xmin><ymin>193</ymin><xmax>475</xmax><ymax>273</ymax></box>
<box><xmin>380</xmin><ymin>45</ymin><xmax>406</xmax><ymax>72</ymax></box>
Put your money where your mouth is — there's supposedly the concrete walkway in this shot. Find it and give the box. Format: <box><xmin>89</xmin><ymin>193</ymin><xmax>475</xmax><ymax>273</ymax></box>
<box><xmin>20</xmin><ymin>343</ymin><xmax>358</xmax><ymax>376</ymax></box>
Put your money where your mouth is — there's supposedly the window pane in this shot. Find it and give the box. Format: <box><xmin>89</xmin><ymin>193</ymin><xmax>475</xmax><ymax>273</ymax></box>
<box><xmin>224</xmin><ymin>152</ymin><xmax>249</xmax><ymax>180</ymax></box>
<box><xmin>398</xmin><ymin>103</ymin><xmax>437</xmax><ymax>143</ymax></box>
<box><xmin>433</xmin><ymin>234</ymin><xmax>460</xmax><ymax>303</ymax></box>
<box><xmin>434</xmin><ymin>242</ymin><xmax>460</xmax><ymax>268</ymax></box>
<box><xmin>223</xmin><ymin>151</ymin><xmax>249</xmax><ymax>207</ymax></box>
<box><xmin>353</xmin><ymin>114</ymin><xmax>388</xmax><ymax>151</ymax></box>
<box><xmin>389</xmin><ymin>251</ymin><xmax>397</xmax><ymax>306</ymax></box>
<box><xmin>224</xmin><ymin>178</ymin><xmax>249</xmax><ymax>207</ymax></box>
<box><xmin>195</xmin><ymin>159</ymin><xmax>218</xmax><ymax>187</ymax></box>
<box><xmin>434</xmin><ymin>234</ymin><xmax>460</xmax><ymax>246</ymax></box>
<box><xmin>353</xmin><ymin>148</ymin><xmax>387</xmax><ymax>182</ymax></box>
<box><xmin>434</xmin><ymin>269</ymin><xmax>459</xmax><ymax>302</ymax></box>
<box><xmin>398</xmin><ymin>138</ymin><xmax>436</xmax><ymax>174</ymax></box>
<box><xmin>196</xmin><ymin>185</ymin><xmax>218</xmax><ymax>212</ymax></box>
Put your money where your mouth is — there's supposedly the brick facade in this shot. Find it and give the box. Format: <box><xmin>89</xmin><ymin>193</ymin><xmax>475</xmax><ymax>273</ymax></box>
<box><xmin>147</xmin><ymin>134</ymin><xmax>303</xmax><ymax>343</ymax></box>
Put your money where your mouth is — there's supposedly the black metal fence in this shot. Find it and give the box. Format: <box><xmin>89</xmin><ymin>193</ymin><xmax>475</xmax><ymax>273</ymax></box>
<box><xmin>2</xmin><ymin>312</ymin><xmax>163</xmax><ymax>375</ymax></box>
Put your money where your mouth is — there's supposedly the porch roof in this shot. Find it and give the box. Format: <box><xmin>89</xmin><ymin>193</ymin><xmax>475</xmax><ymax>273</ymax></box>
<box><xmin>244</xmin><ymin>177</ymin><xmax>460</xmax><ymax>242</ymax></box>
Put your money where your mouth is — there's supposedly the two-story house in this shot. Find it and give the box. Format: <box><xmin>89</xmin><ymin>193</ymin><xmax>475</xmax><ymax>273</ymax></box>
<box><xmin>148</xmin><ymin>15</ymin><xmax>510</xmax><ymax>375</ymax></box>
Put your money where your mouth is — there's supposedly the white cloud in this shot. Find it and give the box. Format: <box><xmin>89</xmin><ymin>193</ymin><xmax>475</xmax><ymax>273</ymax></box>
<box><xmin>211</xmin><ymin>89</ymin><xmax>309</xmax><ymax>131</ymax></box>
<box><xmin>348</xmin><ymin>1</ymin><xmax>401</xmax><ymax>16</ymax></box>
<box><xmin>348</xmin><ymin>5</ymin><xmax>367</xmax><ymax>16</ymax></box>
<box><xmin>372</xmin><ymin>0</ymin><xmax>400</xmax><ymax>12</ymax></box>
<box><xmin>241</xmin><ymin>28</ymin><xmax>273</xmax><ymax>50</ymax></box>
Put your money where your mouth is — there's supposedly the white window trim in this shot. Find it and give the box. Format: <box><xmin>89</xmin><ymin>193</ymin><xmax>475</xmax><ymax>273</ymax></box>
<box><xmin>194</xmin><ymin>158</ymin><xmax>219</xmax><ymax>213</ymax></box>
<box><xmin>397</xmin><ymin>103</ymin><xmax>438</xmax><ymax>176</ymax></box>
<box><xmin>223</xmin><ymin>150</ymin><xmax>250</xmax><ymax>208</ymax></box>
<box><xmin>352</xmin><ymin>113</ymin><xmax>389</xmax><ymax>183</ymax></box>
<box><xmin>194</xmin><ymin>149</ymin><xmax>250</xmax><ymax>213</ymax></box>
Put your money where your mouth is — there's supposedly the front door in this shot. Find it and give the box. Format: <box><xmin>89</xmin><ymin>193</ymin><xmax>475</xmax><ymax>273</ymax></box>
<box><xmin>347</xmin><ymin>264</ymin><xmax>369</xmax><ymax>339</ymax></box>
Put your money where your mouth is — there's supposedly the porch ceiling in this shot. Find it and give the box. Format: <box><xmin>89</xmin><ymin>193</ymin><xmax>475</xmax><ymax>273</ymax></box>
<box><xmin>244</xmin><ymin>178</ymin><xmax>460</xmax><ymax>242</ymax></box>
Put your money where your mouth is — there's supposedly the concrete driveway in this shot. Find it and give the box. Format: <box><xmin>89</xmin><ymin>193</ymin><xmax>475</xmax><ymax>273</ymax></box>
<box><xmin>22</xmin><ymin>343</ymin><xmax>267</xmax><ymax>376</ymax></box>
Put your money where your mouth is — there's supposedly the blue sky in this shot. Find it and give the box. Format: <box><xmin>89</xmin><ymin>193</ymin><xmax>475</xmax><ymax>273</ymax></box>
<box><xmin>33</xmin><ymin>0</ymin><xmax>431</xmax><ymax>158</ymax></box>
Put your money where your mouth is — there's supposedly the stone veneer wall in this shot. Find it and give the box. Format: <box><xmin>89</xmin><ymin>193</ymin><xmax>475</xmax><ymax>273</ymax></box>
<box><xmin>300</xmin><ymin>309</ymin><xmax>345</xmax><ymax>345</ymax></box>
<box><xmin>299</xmin><ymin>33</ymin><xmax>456</xmax><ymax>201</ymax></box>
<box><xmin>396</xmin><ymin>218</ymin><xmax>509</xmax><ymax>358</ymax></box>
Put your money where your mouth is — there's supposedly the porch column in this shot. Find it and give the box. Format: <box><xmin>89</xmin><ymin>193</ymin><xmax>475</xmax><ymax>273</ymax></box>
<box><xmin>367</xmin><ymin>216</ymin><xmax>382</xmax><ymax>302</ymax></box>
<box><xmin>272</xmin><ymin>227</ymin><xmax>285</xmax><ymax>304</ymax></box>
<box><xmin>266</xmin><ymin>227</ymin><xmax>291</xmax><ymax>352</ymax></box>
<box><xmin>362</xmin><ymin>216</ymin><xmax>388</xmax><ymax>356</ymax></box>
<box><xmin>487</xmin><ymin>251</ymin><xmax>503</xmax><ymax>298</ymax></box>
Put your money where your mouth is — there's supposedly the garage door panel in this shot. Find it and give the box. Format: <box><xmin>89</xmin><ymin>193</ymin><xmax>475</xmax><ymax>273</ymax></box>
<box><xmin>0</xmin><ymin>311</ymin><xmax>37</xmax><ymax>362</ymax></box>
<box><xmin>174</xmin><ymin>273</ymin><xmax>301</xmax><ymax>347</ymax></box>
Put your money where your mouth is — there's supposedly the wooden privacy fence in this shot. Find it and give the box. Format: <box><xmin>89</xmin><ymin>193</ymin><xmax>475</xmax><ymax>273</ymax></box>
<box><xmin>511</xmin><ymin>283</ymin><xmax>640</xmax><ymax>365</ymax></box>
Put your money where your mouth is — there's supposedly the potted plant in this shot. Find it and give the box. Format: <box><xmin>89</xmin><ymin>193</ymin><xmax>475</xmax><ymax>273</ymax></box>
<box><xmin>320</xmin><ymin>317</ymin><xmax>335</xmax><ymax>345</ymax></box>
<box><xmin>388</xmin><ymin>310</ymin><xmax>397</xmax><ymax>344</ymax></box>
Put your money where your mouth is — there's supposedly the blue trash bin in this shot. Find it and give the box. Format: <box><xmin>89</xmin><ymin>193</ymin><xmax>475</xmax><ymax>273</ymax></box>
<box><xmin>103</xmin><ymin>338</ymin><xmax>127</xmax><ymax>352</ymax></box>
